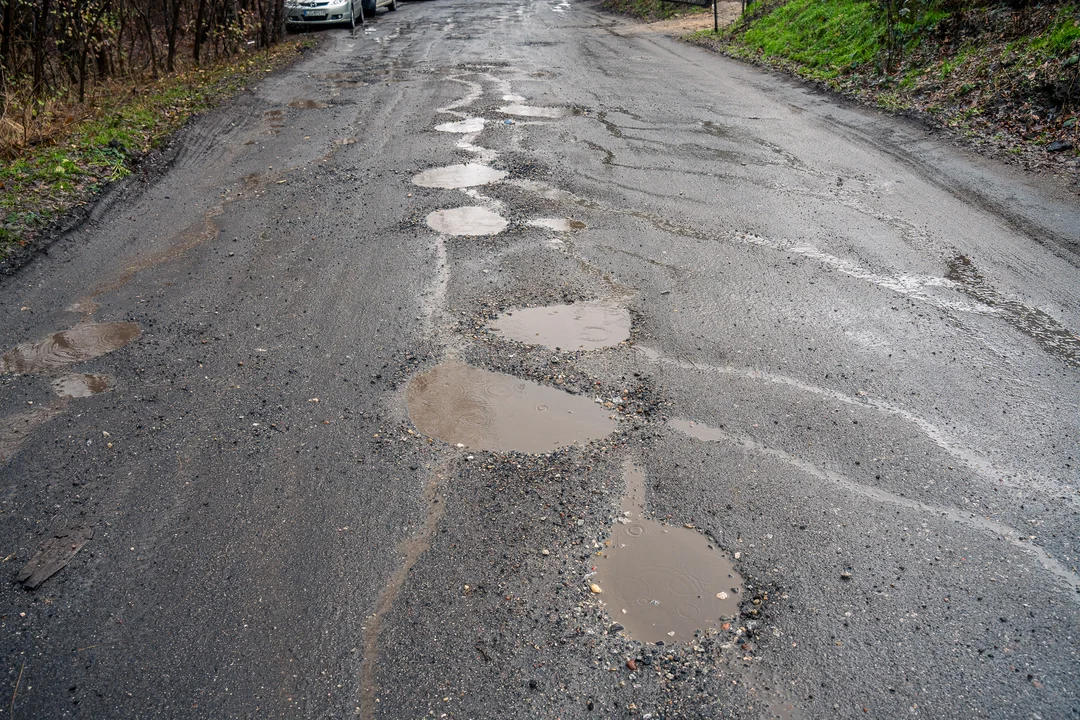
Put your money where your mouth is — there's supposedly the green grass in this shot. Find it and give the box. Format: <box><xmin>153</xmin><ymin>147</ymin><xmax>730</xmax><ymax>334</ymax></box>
<box><xmin>736</xmin><ymin>0</ymin><xmax>881</xmax><ymax>78</ymax></box>
<box><xmin>1031</xmin><ymin>5</ymin><xmax>1080</xmax><ymax>55</ymax></box>
<box><xmin>0</xmin><ymin>41</ymin><xmax>313</xmax><ymax>262</ymax></box>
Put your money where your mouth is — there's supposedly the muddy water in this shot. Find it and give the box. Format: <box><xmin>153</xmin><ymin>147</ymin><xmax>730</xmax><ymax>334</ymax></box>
<box><xmin>426</xmin><ymin>206</ymin><xmax>508</xmax><ymax>236</ymax></box>
<box><xmin>411</xmin><ymin>164</ymin><xmax>507</xmax><ymax>189</ymax></box>
<box><xmin>288</xmin><ymin>99</ymin><xmax>329</xmax><ymax>109</ymax></box>
<box><xmin>947</xmin><ymin>254</ymin><xmax>1080</xmax><ymax>367</ymax></box>
<box><xmin>499</xmin><ymin>104</ymin><xmax>570</xmax><ymax>119</ymax></box>
<box><xmin>593</xmin><ymin>462</ymin><xmax>744</xmax><ymax>644</ymax></box>
<box><xmin>528</xmin><ymin>218</ymin><xmax>586</xmax><ymax>232</ymax></box>
<box><xmin>668</xmin><ymin>417</ymin><xmax>727</xmax><ymax>442</ymax></box>
<box><xmin>1</xmin><ymin>322</ymin><xmax>141</xmax><ymax>375</ymax></box>
<box><xmin>52</xmin><ymin>374</ymin><xmax>113</xmax><ymax>398</ymax></box>
<box><xmin>489</xmin><ymin>300</ymin><xmax>630</xmax><ymax>351</ymax></box>
<box><xmin>406</xmin><ymin>362</ymin><xmax>615</xmax><ymax>453</ymax></box>
<box><xmin>435</xmin><ymin>117</ymin><xmax>487</xmax><ymax>133</ymax></box>
<box><xmin>0</xmin><ymin>404</ymin><xmax>65</xmax><ymax>463</ymax></box>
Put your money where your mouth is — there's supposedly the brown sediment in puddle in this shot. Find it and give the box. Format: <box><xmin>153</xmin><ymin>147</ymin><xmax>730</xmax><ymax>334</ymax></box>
<box><xmin>435</xmin><ymin>117</ymin><xmax>487</xmax><ymax>133</ymax></box>
<box><xmin>489</xmin><ymin>300</ymin><xmax>630</xmax><ymax>351</ymax></box>
<box><xmin>406</xmin><ymin>362</ymin><xmax>615</xmax><ymax>453</ymax></box>
<box><xmin>52</xmin><ymin>374</ymin><xmax>113</xmax><ymax>398</ymax></box>
<box><xmin>0</xmin><ymin>404</ymin><xmax>65</xmax><ymax>463</ymax></box>
<box><xmin>411</xmin><ymin>164</ymin><xmax>507</xmax><ymax>189</ymax></box>
<box><xmin>288</xmin><ymin>99</ymin><xmax>329</xmax><ymax>109</ymax></box>
<box><xmin>528</xmin><ymin>218</ymin><xmax>586</xmax><ymax>232</ymax></box>
<box><xmin>499</xmin><ymin>104</ymin><xmax>569</xmax><ymax>119</ymax></box>
<box><xmin>592</xmin><ymin>461</ymin><xmax>744</xmax><ymax>644</ymax></box>
<box><xmin>1</xmin><ymin>323</ymin><xmax>141</xmax><ymax>375</ymax></box>
<box><xmin>426</xmin><ymin>206</ymin><xmax>508</xmax><ymax>236</ymax></box>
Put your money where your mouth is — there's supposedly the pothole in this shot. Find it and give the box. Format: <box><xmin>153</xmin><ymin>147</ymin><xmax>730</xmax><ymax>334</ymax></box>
<box><xmin>411</xmin><ymin>164</ymin><xmax>508</xmax><ymax>189</ymax></box>
<box><xmin>489</xmin><ymin>300</ymin><xmax>630</xmax><ymax>351</ymax></box>
<box><xmin>406</xmin><ymin>362</ymin><xmax>615</xmax><ymax>453</ymax></box>
<box><xmin>435</xmin><ymin>117</ymin><xmax>487</xmax><ymax>133</ymax></box>
<box><xmin>426</xmin><ymin>206</ymin><xmax>508</xmax><ymax>236</ymax></box>
<box><xmin>528</xmin><ymin>218</ymin><xmax>586</xmax><ymax>232</ymax></box>
<box><xmin>1</xmin><ymin>322</ymin><xmax>142</xmax><ymax>375</ymax></box>
<box><xmin>288</xmin><ymin>99</ymin><xmax>329</xmax><ymax>109</ymax></box>
<box><xmin>52</xmin><ymin>373</ymin><xmax>113</xmax><ymax>398</ymax></box>
<box><xmin>498</xmin><ymin>104</ymin><xmax>570</xmax><ymax>119</ymax></box>
<box><xmin>592</xmin><ymin>461</ymin><xmax>744</xmax><ymax>644</ymax></box>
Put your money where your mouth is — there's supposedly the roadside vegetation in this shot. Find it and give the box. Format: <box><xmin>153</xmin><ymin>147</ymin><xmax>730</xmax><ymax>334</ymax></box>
<box><xmin>609</xmin><ymin>0</ymin><xmax>1080</xmax><ymax>178</ymax></box>
<box><xmin>0</xmin><ymin>0</ymin><xmax>309</xmax><ymax>264</ymax></box>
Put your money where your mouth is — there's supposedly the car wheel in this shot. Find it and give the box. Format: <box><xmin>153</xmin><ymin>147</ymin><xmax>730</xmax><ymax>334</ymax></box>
<box><xmin>362</xmin><ymin>0</ymin><xmax>376</xmax><ymax>18</ymax></box>
<box><xmin>388</xmin><ymin>0</ymin><xmax>398</xmax><ymax>11</ymax></box>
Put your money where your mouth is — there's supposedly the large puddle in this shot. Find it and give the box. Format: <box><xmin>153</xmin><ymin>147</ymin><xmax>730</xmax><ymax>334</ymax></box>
<box><xmin>52</xmin><ymin>373</ymin><xmax>113</xmax><ymax>398</ymax></box>
<box><xmin>528</xmin><ymin>218</ymin><xmax>586</xmax><ymax>232</ymax></box>
<box><xmin>406</xmin><ymin>362</ymin><xmax>615</xmax><ymax>453</ymax></box>
<box><xmin>489</xmin><ymin>300</ymin><xmax>630</xmax><ymax>351</ymax></box>
<box><xmin>1</xmin><ymin>322</ymin><xmax>142</xmax><ymax>375</ymax></box>
<box><xmin>435</xmin><ymin>117</ymin><xmax>487</xmax><ymax>133</ymax></box>
<box><xmin>426</xmin><ymin>206</ymin><xmax>508</xmax><ymax>236</ymax></box>
<box><xmin>592</xmin><ymin>462</ymin><xmax>744</xmax><ymax>644</ymax></box>
<box><xmin>411</xmin><ymin>164</ymin><xmax>508</xmax><ymax>189</ymax></box>
<box><xmin>499</xmin><ymin>104</ymin><xmax>570</xmax><ymax>119</ymax></box>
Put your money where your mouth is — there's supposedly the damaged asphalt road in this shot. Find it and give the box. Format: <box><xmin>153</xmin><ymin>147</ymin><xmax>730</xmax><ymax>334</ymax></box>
<box><xmin>1</xmin><ymin>0</ymin><xmax>1078</xmax><ymax>717</ymax></box>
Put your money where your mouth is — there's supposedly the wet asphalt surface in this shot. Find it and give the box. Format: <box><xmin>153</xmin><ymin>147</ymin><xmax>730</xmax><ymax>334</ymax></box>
<box><xmin>2</xmin><ymin>0</ymin><xmax>1079</xmax><ymax>718</ymax></box>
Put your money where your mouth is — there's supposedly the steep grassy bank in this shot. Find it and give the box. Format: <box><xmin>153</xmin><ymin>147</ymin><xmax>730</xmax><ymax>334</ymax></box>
<box><xmin>686</xmin><ymin>0</ymin><xmax>1080</xmax><ymax>179</ymax></box>
<box><xmin>0</xmin><ymin>40</ymin><xmax>313</xmax><ymax>265</ymax></box>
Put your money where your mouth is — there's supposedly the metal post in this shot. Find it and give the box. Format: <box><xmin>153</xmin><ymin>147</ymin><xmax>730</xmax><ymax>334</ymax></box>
<box><xmin>713</xmin><ymin>0</ymin><xmax>718</xmax><ymax>32</ymax></box>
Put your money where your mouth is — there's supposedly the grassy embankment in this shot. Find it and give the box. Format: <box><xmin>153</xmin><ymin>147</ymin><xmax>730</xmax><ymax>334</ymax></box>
<box><xmin>0</xmin><ymin>40</ymin><xmax>313</xmax><ymax>264</ymax></box>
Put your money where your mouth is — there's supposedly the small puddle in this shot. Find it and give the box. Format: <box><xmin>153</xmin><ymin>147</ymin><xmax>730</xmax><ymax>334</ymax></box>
<box><xmin>1</xmin><ymin>322</ymin><xmax>141</xmax><ymax>375</ymax></box>
<box><xmin>411</xmin><ymin>164</ymin><xmax>507</xmax><ymax>189</ymax></box>
<box><xmin>592</xmin><ymin>461</ymin><xmax>744</xmax><ymax>644</ymax></box>
<box><xmin>426</xmin><ymin>206</ymin><xmax>508</xmax><ymax>236</ymax></box>
<box><xmin>498</xmin><ymin>104</ymin><xmax>570</xmax><ymax>119</ymax></box>
<box><xmin>435</xmin><ymin>117</ymin><xmax>487</xmax><ymax>133</ymax></box>
<box><xmin>52</xmin><ymin>373</ymin><xmax>113</xmax><ymax>398</ymax></box>
<box><xmin>288</xmin><ymin>99</ymin><xmax>330</xmax><ymax>109</ymax></box>
<box><xmin>668</xmin><ymin>417</ymin><xmax>727</xmax><ymax>442</ymax></box>
<box><xmin>528</xmin><ymin>218</ymin><xmax>586</xmax><ymax>232</ymax></box>
<box><xmin>489</xmin><ymin>300</ymin><xmax>630</xmax><ymax>351</ymax></box>
<box><xmin>0</xmin><ymin>404</ymin><xmax>65</xmax><ymax>463</ymax></box>
<box><xmin>947</xmin><ymin>254</ymin><xmax>1080</xmax><ymax>367</ymax></box>
<box><xmin>406</xmin><ymin>362</ymin><xmax>615</xmax><ymax>453</ymax></box>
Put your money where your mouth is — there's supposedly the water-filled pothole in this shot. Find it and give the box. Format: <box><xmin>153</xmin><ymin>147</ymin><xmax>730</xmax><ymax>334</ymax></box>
<box><xmin>0</xmin><ymin>404</ymin><xmax>65</xmax><ymax>462</ymax></box>
<box><xmin>411</xmin><ymin>164</ymin><xmax>507</xmax><ymax>189</ymax></box>
<box><xmin>1</xmin><ymin>323</ymin><xmax>141</xmax><ymax>374</ymax></box>
<box><xmin>426</xmin><ymin>206</ymin><xmax>508</xmax><ymax>236</ymax></box>
<box><xmin>435</xmin><ymin>117</ymin><xmax>487</xmax><ymax>133</ymax></box>
<box><xmin>499</xmin><ymin>104</ymin><xmax>570</xmax><ymax>119</ymax></box>
<box><xmin>592</xmin><ymin>462</ymin><xmax>744</xmax><ymax>644</ymax></box>
<box><xmin>52</xmin><ymin>373</ymin><xmax>113</xmax><ymax>398</ymax></box>
<box><xmin>289</xmin><ymin>99</ymin><xmax>329</xmax><ymax>109</ymax></box>
<box><xmin>489</xmin><ymin>300</ymin><xmax>630</xmax><ymax>351</ymax></box>
<box><xmin>668</xmin><ymin>417</ymin><xmax>727</xmax><ymax>442</ymax></box>
<box><xmin>406</xmin><ymin>362</ymin><xmax>615</xmax><ymax>453</ymax></box>
<box><xmin>528</xmin><ymin>218</ymin><xmax>586</xmax><ymax>232</ymax></box>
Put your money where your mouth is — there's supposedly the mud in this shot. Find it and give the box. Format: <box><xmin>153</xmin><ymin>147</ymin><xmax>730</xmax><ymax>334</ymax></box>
<box><xmin>406</xmin><ymin>362</ymin><xmax>615</xmax><ymax>453</ymax></box>
<box><xmin>425</xmin><ymin>206</ymin><xmax>508</xmax><ymax>236</ymax></box>
<box><xmin>592</xmin><ymin>462</ymin><xmax>744</xmax><ymax>644</ymax></box>
<box><xmin>435</xmin><ymin>118</ymin><xmax>487</xmax><ymax>133</ymax></box>
<box><xmin>51</xmin><ymin>373</ymin><xmax>113</xmax><ymax>398</ymax></box>
<box><xmin>489</xmin><ymin>300</ymin><xmax>630</xmax><ymax>351</ymax></box>
<box><xmin>411</xmin><ymin>164</ymin><xmax>508</xmax><ymax>189</ymax></box>
<box><xmin>1</xmin><ymin>322</ymin><xmax>142</xmax><ymax>375</ymax></box>
<box><xmin>528</xmin><ymin>218</ymin><xmax>586</xmax><ymax>232</ymax></box>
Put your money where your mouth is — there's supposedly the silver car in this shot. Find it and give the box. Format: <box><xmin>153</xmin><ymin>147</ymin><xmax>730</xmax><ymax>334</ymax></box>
<box><xmin>284</xmin><ymin>0</ymin><xmax>396</xmax><ymax>28</ymax></box>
